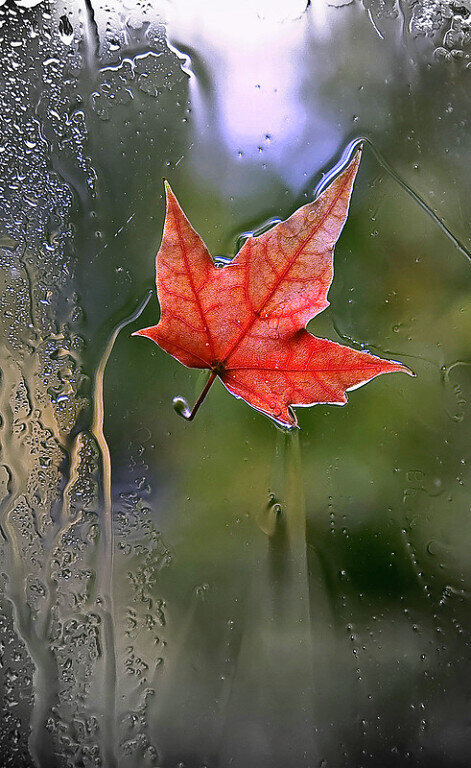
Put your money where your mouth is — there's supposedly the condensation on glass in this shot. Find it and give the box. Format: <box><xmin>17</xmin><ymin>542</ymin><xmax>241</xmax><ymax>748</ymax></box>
<box><xmin>1</xmin><ymin>2</ymin><xmax>471</xmax><ymax>767</ymax></box>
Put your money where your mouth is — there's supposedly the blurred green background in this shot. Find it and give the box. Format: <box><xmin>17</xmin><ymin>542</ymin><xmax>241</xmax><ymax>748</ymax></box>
<box><xmin>1</xmin><ymin>1</ymin><xmax>471</xmax><ymax>767</ymax></box>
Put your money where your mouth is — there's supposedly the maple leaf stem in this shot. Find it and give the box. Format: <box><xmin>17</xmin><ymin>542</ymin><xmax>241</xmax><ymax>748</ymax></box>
<box><xmin>184</xmin><ymin>371</ymin><xmax>218</xmax><ymax>421</ymax></box>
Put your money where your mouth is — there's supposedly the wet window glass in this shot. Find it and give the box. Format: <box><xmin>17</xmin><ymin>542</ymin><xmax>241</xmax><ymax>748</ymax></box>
<box><xmin>1</xmin><ymin>1</ymin><xmax>471</xmax><ymax>766</ymax></box>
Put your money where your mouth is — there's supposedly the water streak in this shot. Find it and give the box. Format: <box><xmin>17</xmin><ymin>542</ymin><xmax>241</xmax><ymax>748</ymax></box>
<box><xmin>317</xmin><ymin>137</ymin><xmax>471</xmax><ymax>264</ymax></box>
<box><xmin>218</xmin><ymin>432</ymin><xmax>315</xmax><ymax>767</ymax></box>
<box><xmin>90</xmin><ymin>289</ymin><xmax>152</xmax><ymax>768</ymax></box>
<box><xmin>0</xmin><ymin>352</ymin><xmax>60</xmax><ymax>767</ymax></box>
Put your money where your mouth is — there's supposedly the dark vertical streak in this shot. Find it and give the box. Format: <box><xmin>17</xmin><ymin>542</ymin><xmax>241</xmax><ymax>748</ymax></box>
<box><xmin>83</xmin><ymin>0</ymin><xmax>100</xmax><ymax>63</ymax></box>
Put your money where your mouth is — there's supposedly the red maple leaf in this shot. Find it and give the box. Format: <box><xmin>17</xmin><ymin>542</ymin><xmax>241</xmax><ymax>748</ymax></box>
<box><xmin>134</xmin><ymin>150</ymin><xmax>411</xmax><ymax>428</ymax></box>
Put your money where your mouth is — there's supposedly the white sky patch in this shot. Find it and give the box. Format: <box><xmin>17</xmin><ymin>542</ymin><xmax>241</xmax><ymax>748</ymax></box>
<box><xmin>166</xmin><ymin>0</ymin><xmax>315</xmax><ymax>164</ymax></box>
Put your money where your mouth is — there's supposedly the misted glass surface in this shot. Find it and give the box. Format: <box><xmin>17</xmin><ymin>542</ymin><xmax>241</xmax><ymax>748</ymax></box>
<box><xmin>1</xmin><ymin>1</ymin><xmax>471</xmax><ymax>766</ymax></box>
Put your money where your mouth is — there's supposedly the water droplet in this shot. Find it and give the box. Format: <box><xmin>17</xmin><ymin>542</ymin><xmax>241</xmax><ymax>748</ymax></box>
<box><xmin>172</xmin><ymin>396</ymin><xmax>191</xmax><ymax>419</ymax></box>
<box><xmin>58</xmin><ymin>15</ymin><xmax>73</xmax><ymax>46</ymax></box>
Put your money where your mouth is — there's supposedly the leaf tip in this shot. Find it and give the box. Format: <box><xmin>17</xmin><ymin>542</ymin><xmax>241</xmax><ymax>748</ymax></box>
<box><xmin>287</xmin><ymin>405</ymin><xmax>299</xmax><ymax>429</ymax></box>
<box><xmin>349</xmin><ymin>145</ymin><xmax>363</xmax><ymax>172</ymax></box>
<box><xmin>163</xmin><ymin>179</ymin><xmax>180</xmax><ymax>212</ymax></box>
<box><xmin>394</xmin><ymin>360</ymin><xmax>415</xmax><ymax>378</ymax></box>
<box><xmin>272</xmin><ymin>405</ymin><xmax>299</xmax><ymax>431</ymax></box>
<box><xmin>132</xmin><ymin>327</ymin><xmax>155</xmax><ymax>340</ymax></box>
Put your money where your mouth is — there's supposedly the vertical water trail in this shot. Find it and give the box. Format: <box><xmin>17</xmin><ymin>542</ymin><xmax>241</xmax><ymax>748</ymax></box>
<box><xmin>28</xmin><ymin>436</ymin><xmax>87</xmax><ymax>768</ymax></box>
<box><xmin>83</xmin><ymin>0</ymin><xmax>100</xmax><ymax>70</ymax></box>
<box><xmin>0</xmin><ymin>241</ymin><xmax>76</xmax><ymax>766</ymax></box>
<box><xmin>0</xmin><ymin>354</ymin><xmax>61</xmax><ymax>768</ymax></box>
<box><xmin>269</xmin><ymin>432</ymin><xmax>314</xmax><ymax>752</ymax></box>
<box><xmin>264</xmin><ymin>432</ymin><xmax>312</xmax><ymax>634</ymax></box>
<box><xmin>218</xmin><ymin>431</ymin><xmax>315</xmax><ymax>768</ymax></box>
<box><xmin>90</xmin><ymin>290</ymin><xmax>152</xmax><ymax>768</ymax></box>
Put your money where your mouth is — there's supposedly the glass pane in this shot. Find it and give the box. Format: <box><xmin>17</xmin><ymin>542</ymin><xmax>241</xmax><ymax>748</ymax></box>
<box><xmin>1</xmin><ymin>1</ymin><xmax>471</xmax><ymax>766</ymax></box>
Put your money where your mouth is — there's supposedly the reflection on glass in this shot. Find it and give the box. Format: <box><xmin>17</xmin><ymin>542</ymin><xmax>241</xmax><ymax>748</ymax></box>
<box><xmin>1</xmin><ymin>1</ymin><xmax>471</xmax><ymax>766</ymax></box>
